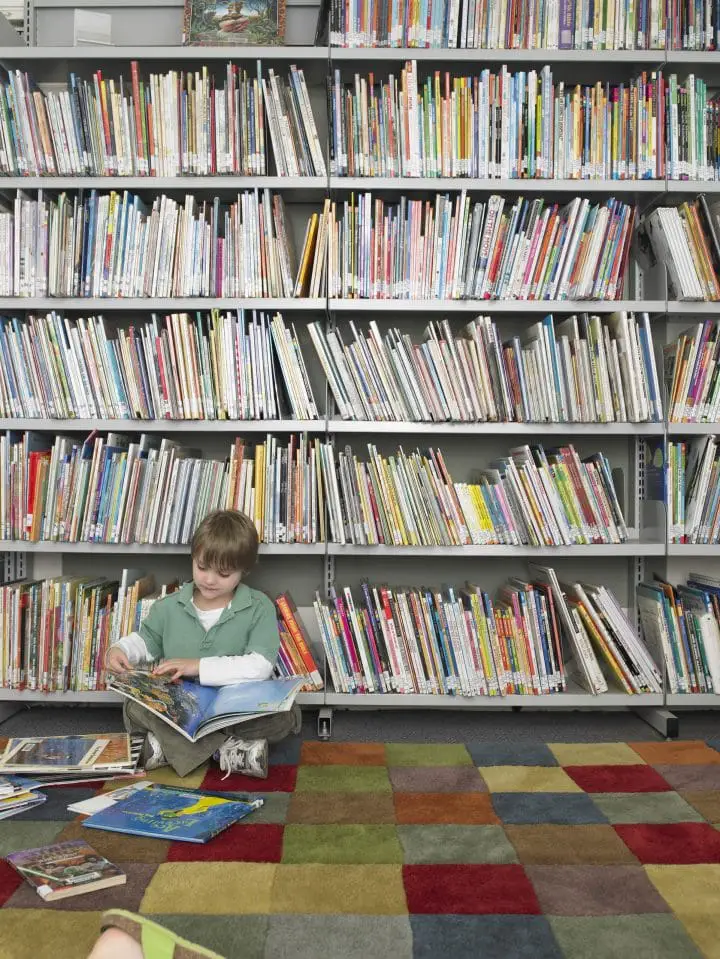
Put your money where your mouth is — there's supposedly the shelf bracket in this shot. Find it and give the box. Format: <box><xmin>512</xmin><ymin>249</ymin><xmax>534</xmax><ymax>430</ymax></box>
<box><xmin>632</xmin><ymin>706</ymin><xmax>678</xmax><ymax>740</ymax></box>
<box><xmin>317</xmin><ymin>707</ymin><xmax>333</xmax><ymax>740</ymax></box>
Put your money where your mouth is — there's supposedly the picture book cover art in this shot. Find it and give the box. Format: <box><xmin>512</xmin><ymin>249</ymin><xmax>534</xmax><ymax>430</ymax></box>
<box><xmin>82</xmin><ymin>783</ymin><xmax>264</xmax><ymax>843</ymax></box>
<box><xmin>0</xmin><ymin>733</ymin><xmax>132</xmax><ymax>772</ymax></box>
<box><xmin>108</xmin><ymin>671</ymin><xmax>303</xmax><ymax>742</ymax></box>
<box><xmin>6</xmin><ymin>840</ymin><xmax>126</xmax><ymax>900</ymax></box>
<box><xmin>183</xmin><ymin>0</ymin><xmax>285</xmax><ymax>45</ymax></box>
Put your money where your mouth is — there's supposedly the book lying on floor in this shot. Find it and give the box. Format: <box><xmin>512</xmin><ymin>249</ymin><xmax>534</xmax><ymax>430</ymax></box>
<box><xmin>5</xmin><ymin>737</ymin><xmax>145</xmax><ymax>788</ymax></box>
<box><xmin>82</xmin><ymin>783</ymin><xmax>263</xmax><ymax>843</ymax></box>
<box><xmin>0</xmin><ymin>733</ymin><xmax>133</xmax><ymax>773</ymax></box>
<box><xmin>68</xmin><ymin>780</ymin><xmax>151</xmax><ymax>815</ymax></box>
<box><xmin>0</xmin><ymin>789</ymin><xmax>46</xmax><ymax>820</ymax></box>
<box><xmin>108</xmin><ymin>671</ymin><xmax>303</xmax><ymax>742</ymax></box>
<box><xmin>5</xmin><ymin>840</ymin><xmax>126</xmax><ymax>900</ymax></box>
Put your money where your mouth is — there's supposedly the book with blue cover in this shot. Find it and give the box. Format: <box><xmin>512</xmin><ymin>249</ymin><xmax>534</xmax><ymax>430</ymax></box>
<box><xmin>82</xmin><ymin>783</ymin><xmax>263</xmax><ymax>843</ymax></box>
<box><xmin>108</xmin><ymin>671</ymin><xmax>303</xmax><ymax>742</ymax></box>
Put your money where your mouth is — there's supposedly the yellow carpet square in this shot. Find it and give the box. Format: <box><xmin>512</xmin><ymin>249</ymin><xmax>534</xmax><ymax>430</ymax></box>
<box><xmin>140</xmin><ymin>863</ymin><xmax>276</xmax><ymax>914</ymax></box>
<box><xmin>145</xmin><ymin>764</ymin><xmax>209</xmax><ymax>789</ymax></box>
<box><xmin>0</xmin><ymin>910</ymin><xmax>102</xmax><ymax>959</ymax></box>
<box><xmin>549</xmin><ymin>743</ymin><xmax>645</xmax><ymax>766</ymax></box>
<box><xmin>479</xmin><ymin>766</ymin><xmax>583</xmax><ymax>793</ymax></box>
<box><xmin>646</xmin><ymin>865</ymin><xmax>720</xmax><ymax>959</ymax></box>
<box><xmin>271</xmin><ymin>864</ymin><xmax>407</xmax><ymax>914</ymax></box>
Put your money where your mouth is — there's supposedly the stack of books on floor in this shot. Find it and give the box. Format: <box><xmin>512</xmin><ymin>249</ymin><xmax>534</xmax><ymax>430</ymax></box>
<box><xmin>314</xmin><ymin>564</ymin><xmax>662</xmax><ymax>697</ymax></box>
<box><xmin>310</xmin><ymin>311</ymin><xmax>662</xmax><ymax>423</ymax></box>
<box><xmin>330</xmin><ymin>64</ymin><xmax>720</xmax><ymax>181</ymax></box>
<box><xmin>0</xmin><ymin>733</ymin><xmax>143</xmax><ymax>819</ymax></box>
<box><xmin>637</xmin><ymin>573</ymin><xmax>720</xmax><ymax>694</ymax></box>
<box><xmin>0</xmin><ymin>63</ymin><xmax>324</xmax><ymax>177</ymax></box>
<box><xmin>0</xmin><ymin>310</ymin><xmax>320</xmax><ymax>422</ymax></box>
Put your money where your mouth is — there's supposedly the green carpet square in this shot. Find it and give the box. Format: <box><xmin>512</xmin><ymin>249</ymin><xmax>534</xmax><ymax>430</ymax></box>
<box><xmin>271</xmin><ymin>864</ymin><xmax>408</xmax><ymax>914</ymax></box>
<box><xmin>237</xmin><ymin>792</ymin><xmax>290</xmax><ymax>824</ymax></box>
<box><xmin>0</xmin><ymin>911</ymin><xmax>103</xmax><ymax>959</ymax></box>
<box><xmin>295</xmin><ymin>766</ymin><xmax>392</xmax><ymax>793</ymax></box>
<box><xmin>398</xmin><ymin>825</ymin><xmax>518</xmax><ymax>864</ymax></box>
<box><xmin>140</xmin><ymin>863</ymin><xmax>276</xmax><ymax>914</ymax></box>
<box><xmin>282</xmin><ymin>824</ymin><xmax>403</xmax><ymax>864</ymax></box>
<box><xmin>549</xmin><ymin>915</ymin><xmax>703</xmax><ymax>959</ymax></box>
<box><xmin>592</xmin><ymin>793</ymin><xmax>704</xmax><ymax>825</ymax></box>
<box><xmin>385</xmin><ymin>744</ymin><xmax>473</xmax><ymax>766</ymax></box>
<box><xmin>148</xmin><ymin>915</ymin><xmax>269</xmax><ymax>959</ymax></box>
<box><xmin>0</xmin><ymin>820</ymin><xmax>66</xmax><ymax>856</ymax></box>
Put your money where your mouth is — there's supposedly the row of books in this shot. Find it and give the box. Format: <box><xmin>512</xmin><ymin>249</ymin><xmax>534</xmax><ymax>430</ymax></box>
<box><xmin>1</xmin><ymin>189</ymin><xmax>301</xmax><ymax>299</ymax></box>
<box><xmin>0</xmin><ymin>431</ymin><xmax>627</xmax><ymax>547</ymax></box>
<box><xmin>0</xmin><ymin>310</ymin><xmax>318</xmax><ymax>422</ymax></box>
<box><xmin>314</xmin><ymin>565</ymin><xmax>662</xmax><ymax>696</ymax></box>
<box><xmin>328</xmin><ymin>0</ymin><xmax>719</xmax><ymax>49</ymax></box>
<box><xmin>0</xmin><ymin>64</ymin><xmax>325</xmax><ymax>178</ymax></box>
<box><xmin>0</xmin><ymin>308</ymin><xmax>661</xmax><ymax>425</ymax></box>
<box><xmin>664</xmin><ymin>320</ymin><xmax>720</xmax><ymax>424</ymax></box>
<box><xmin>310</xmin><ymin>311</ymin><xmax>662</xmax><ymax>424</ymax></box>
<box><xmin>637</xmin><ymin>572</ymin><xmax>720</xmax><ymax>693</ymax></box>
<box><xmin>642</xmin><ymin>196</ymin><xmax>720</xmax><ymax>301</ymax></box>
<box><xmin>306</xmin><ymin>193</ymin><xmax>636</xmax><ymax>300</ymax></box>
<box><xmin>0</xmin><ymin>569</ymin><xmax>322</xmax><ymax>692</ymax></box>
<box><xmin>667</xmin><ymin>436</ymin><xmax>720</xmax><ymax>543</ymax></box>
<box><xmin>6</xmin><ymin>187</ymin><xmax>720</xmax><ymax>302</ymax></box>
<box><xmin>331</xmin><ymin>65</ymin><xmax>720</xmax><ymax>182</ymax></box>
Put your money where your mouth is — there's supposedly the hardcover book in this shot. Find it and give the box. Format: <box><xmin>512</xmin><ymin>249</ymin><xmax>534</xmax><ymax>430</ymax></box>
<box><xmin>183</xmin><ymin>0</ymin><xmax>285</xmax><ymax>45</ymax></box>
<box><xmin>0</xmin><ymin>734</ymin><xmax>132</xmax><ymax>772</ymax></box>
<box><xmin>108</xmin><ymin>671</ymin><xmax>303</xmax><ymax>742</ymax></box>
<box><xmin>83</xmin><ymin>783</ymin><xmax>263</xmax><ymax>843</ymax></box>
<box><xmin>6</xmin><ymin>840</ymin><xmax>126</xmax><ymax>900</ymax></box>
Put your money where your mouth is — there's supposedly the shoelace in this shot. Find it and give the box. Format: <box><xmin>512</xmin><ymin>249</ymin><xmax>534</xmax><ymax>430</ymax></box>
<box><xmin>216</xmin><ymin>739</ymin><xmax>250</xmax><ymax>780</ymax></box>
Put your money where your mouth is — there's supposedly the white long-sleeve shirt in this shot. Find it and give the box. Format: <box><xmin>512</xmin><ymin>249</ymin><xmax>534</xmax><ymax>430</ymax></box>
<box><xmin>112</xmin><ymin>602</ymin><xmax>274</xmax><ymax>686</ymax></box>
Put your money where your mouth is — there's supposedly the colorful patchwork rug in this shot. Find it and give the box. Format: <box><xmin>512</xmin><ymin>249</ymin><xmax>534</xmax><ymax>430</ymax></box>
<box><xmin>2</xmin><ymin>738</ymin><xmax>720</xmax><ymax>959</ymax></box>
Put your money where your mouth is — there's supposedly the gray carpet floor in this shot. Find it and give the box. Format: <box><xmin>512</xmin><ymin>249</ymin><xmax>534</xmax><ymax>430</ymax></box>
<box><xmin>3</xmin><ymin>703</ymin><xmax>720</xmax><ymax>742</ymax></box>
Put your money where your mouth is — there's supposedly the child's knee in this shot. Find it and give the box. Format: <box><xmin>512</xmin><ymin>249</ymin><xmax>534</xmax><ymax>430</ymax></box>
<box><xmin>88</xmin><ymin>926</ymin><xmax>144</xmax><ymax>959</ymax></box>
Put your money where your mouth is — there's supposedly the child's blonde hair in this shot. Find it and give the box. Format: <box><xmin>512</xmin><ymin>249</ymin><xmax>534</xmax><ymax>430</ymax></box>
<box><xmin>191</xmin><ymin>509</ymin><xmax>259</xmax><ymax>573</ymax></box>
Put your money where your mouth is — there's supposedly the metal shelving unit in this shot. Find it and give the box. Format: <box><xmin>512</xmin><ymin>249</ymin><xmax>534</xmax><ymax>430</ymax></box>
<box><xmin>1</xmin><ymin>40</ymin><xmax>719</xmax><ymax>734</ymax></box>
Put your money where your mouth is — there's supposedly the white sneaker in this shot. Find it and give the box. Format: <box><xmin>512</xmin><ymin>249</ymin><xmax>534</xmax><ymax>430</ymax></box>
<box><xmin>143</xmin><ymin>732</ymin><xmax>168</xmax><ymax>771</ymax></box>
<box><xmin>214</xmin><ymin>737</ymin><xmax>268</xmax><ymax>779</ymax></box>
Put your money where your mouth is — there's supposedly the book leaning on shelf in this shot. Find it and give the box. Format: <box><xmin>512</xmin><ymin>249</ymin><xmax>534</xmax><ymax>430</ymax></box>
<box><xmin>637</xmin><ymin>573</ymin><xmax>720</xmax><ymax>695</ymax></box>
<box><xmin>107</xmin><ymin>671</ymin><xmax>303</xmax><ymax>742</ymax></box>
<box><xmin>0</xmin><ymin>310</ymin><xmax>320</xmax><ymax>422</ymax></box>
<box><xmin>313</xmin><ymin>567</ymin><xmax>662</xmax><ymax>697</ymax></box>
<box><xmin>309</xmin><ymin>311</ymin><xmax>662</xmax><ymax>424</ymax></box>
<box><xmin>665</xmin><ymin>320</ymin><xmax>720</xmax><ymax>424</ymax></box>
<box><xmin>330</xmin><ymin>64</ymin><xmax>720</xmax><ymax>182</ymax></box>
<box><xmin>0</xmin><ymin>62</ymin><xmax>324</xmax><ymax>177</ymax></box>
<box><xmin>667</xmin><ymin>436</ymin><xmax>720</xmax><ymax>544</ymax></box>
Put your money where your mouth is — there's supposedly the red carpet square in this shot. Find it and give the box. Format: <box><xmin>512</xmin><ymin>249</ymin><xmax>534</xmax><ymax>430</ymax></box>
<box><xmin>300</xmin><ymin>743</ymin><xmax>386</xmax><ymax>765</ymax></box>
<box><xmin>615</xmin><ymin>823</ymin><xmax>720</xmax><ymax>864</ymax></box>
<box><xmin>167</xmin><ymin>824</ymin><xmax>284</xmax><ymax>862</ymax></box>
<box><xmin>200</xmin><ymin>764</ymin><xmax>297</xmax><ymax>793</ymax></box>
<box><xmin>403</xmin><ymin>864</ymin><xmax>541</xmax><ymax>915</ymax></box>
<box><xmin>564</xmin><ymin>765</ymin><xmax>672</xmax><ymax>794</ymax></box>
<box><xmin>0</xmin><ymin>860</ymin><xmax>24</xmax><ymax>905</ymax></box>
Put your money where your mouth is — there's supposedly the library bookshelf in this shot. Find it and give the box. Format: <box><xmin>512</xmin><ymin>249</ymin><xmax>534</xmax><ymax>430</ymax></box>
<box><xmin>1</xmin><ymin>40</ymin><xmax>720</xmax><ymax>737</ymax></box>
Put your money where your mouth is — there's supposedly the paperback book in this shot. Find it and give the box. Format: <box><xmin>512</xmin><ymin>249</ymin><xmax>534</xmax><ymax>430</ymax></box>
<box><xmin>5</xmin><ymin>840</ymin><xmax>126</xmax><ymax>900</ymax></box>
<box><xmin>108</xmin><ymin>671</ymin><xmax>303</xmax><ymax>741</ymax></box>
<box><xmin>0</xmin><ymin>733</ymin><xmax>132</xmax><ymax>772</ymax></box>
<box><xmin>83</xmin><ymin>783</ymin><xmax>263</xmax><ymax>843</ymax></box>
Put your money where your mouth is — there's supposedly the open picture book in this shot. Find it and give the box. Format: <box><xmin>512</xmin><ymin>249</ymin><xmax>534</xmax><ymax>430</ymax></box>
<box><xmin>108</xmin><ymin>671</ymin><xmax>303</xmax><ymax>742</ymax></box>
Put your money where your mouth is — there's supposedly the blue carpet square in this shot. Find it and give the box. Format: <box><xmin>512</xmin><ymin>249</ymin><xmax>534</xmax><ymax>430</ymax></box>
<box><xmin>411</xmin><ymin>915</ymin><xmax>563</xmax><ymax>959</ymax></box>
<box><xmin>465</xmin><ymin>744</ymin><xmax>559</xmax><ymax>767</ymax></box>
<box><xmin>269</xmin><ymin>735</ymin><xmax>302</xmax><ymax>766</ymax></box>
<box><xmin>12</xmin><ymin>787</ymin><xmax>100</xmax><ymax>821</ymax></box>
<box><xmin>491</xmin><ymin>793</ymin><xmax>609</xmax><ymax>825</ymax></box>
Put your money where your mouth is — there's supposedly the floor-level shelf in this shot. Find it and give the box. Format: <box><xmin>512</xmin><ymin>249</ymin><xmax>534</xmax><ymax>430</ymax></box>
<box><xmin>667</xmin><ymin>694</ymin><xmax>720</xmax><ymax>708</ymax></box>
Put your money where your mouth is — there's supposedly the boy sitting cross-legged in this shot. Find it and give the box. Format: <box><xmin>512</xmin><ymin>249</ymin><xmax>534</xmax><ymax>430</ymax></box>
<box><xmin>105</xmin><ymin>509</ymin><xmax>301</xmax><ymax>779</ymax></box>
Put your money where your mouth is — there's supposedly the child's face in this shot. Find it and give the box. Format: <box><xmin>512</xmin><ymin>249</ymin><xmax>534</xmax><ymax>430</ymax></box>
<box><xmin>192</xmin><ymin>557</ymin><xmax>243</xmax><ymax>605</ymax></box>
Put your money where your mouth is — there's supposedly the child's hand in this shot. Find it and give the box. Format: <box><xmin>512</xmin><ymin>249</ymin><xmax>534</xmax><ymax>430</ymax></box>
<box><xmin>105</xmin><ymin>647</ymin><xmax>132</xmax><ymax>674</ymax></box>
<box><xmin>152</xmin><ymin>659</ymin><xmax>201</xmax><ymax>681</ymax></box>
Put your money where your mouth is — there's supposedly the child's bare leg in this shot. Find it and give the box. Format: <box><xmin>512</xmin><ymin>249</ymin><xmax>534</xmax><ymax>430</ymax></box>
<box><xmin>87</xmin><ymin>928</ymin><xmax>144</xmax><ymax>959</ymax></box>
